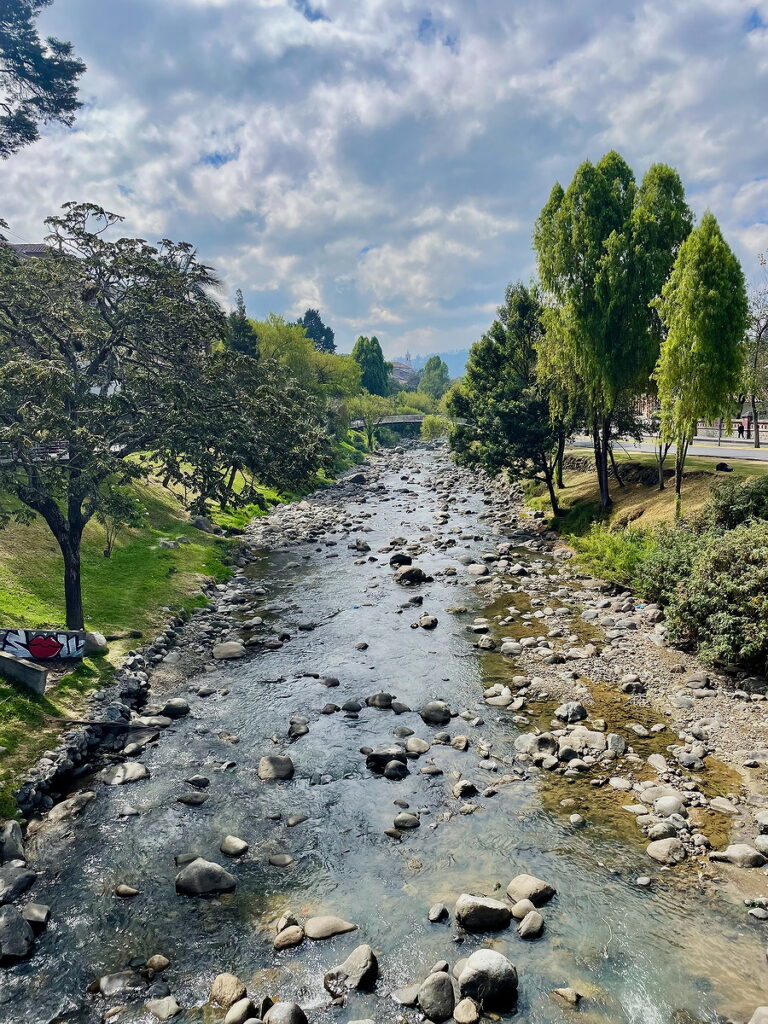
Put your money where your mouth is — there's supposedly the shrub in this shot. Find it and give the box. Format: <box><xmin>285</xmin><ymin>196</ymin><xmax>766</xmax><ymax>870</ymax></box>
<box><xmin>666</xmin><ymin>521</ymin><xmax>768</xmax><ymax>670</ymax></box>
<box><xmin>701</xmin><ymin>474</ymin><xmax>768</xmax><ymax>531</ymax></box>
<box><xmin>376</xmin><ymin>426</ymin><xmax>400</xmax><ymax>448</ymax></box>
<box><xmin>634</xmin><ymin>523</ymin><xmax>701</xmax><ymax>606</ymax></box>
<box><xmin>571</xmin><ymin>523</ymin><xmax>657</xmax><ymax>587</ymax></box>
<box><xmin>421</xmin><ymin>414</ymin><xmax>449</xmax><ymax>440</ymax></box>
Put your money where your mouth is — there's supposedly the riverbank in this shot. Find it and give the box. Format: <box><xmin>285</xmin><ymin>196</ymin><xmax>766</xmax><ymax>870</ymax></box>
<box><xmin>2</xmin><ymin>442</ymin><xmax>768</xmax><ymax>1024</ymax></box>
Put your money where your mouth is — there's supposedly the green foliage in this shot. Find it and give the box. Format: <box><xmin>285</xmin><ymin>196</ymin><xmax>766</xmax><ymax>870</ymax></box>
<box><xmin>396</xmin><ymin>390</ymin><xmax>436</xmax><ymax>415</ymax></box>
<box><xmin>665</xmin><ymin>522</ymin><xmax>768</xmax><ymax>670</ymax></box>
<box><xmin>375</xmin><ymin>426</ymin><xmax>399</xmax><ymax>448</ymax></box>
<box><xmin>0</xmin><ymin>0</ymin><xmax>86</xmax><ymax>157</ymax></box>
<box><xmin>654</xmin><ymin>213</ymin><xmax>748</xmax><ymax>499</ymax></box>
<box><xmin>351</xmin><ymin>335</ymin><xmax>389</xmax><ymax>396</ymax></box>
<box><xmin>701</xmin><ymin>474</ymin><xmax>768</xmax><ymax>532</ymax></box>
<box><xmin>419</xmin><ymin>355</ymin><xmax>450</xmax><ymax>399</ymax></box>
<box><xmin>296</xmin><ymin>307</ymin><xmax>335</xmax><ymax>353</ymax></box>
<box><xmin>633</xmin><ymin>523</ymin><xmax>700</xmax><ymax>606</ymax></box>
<box><xmin>534</xmin><ymin>153</ymin><xmax>692</xmax><ymax>506</ymax></box>
<box><xmin>570</xmin><ymin>523</ymin><xmax>658</xmax><ymax>587</ymax></box>
<box><xmin>449</xmin><ymin>281</ymin><xmax>565</xmax><ymax>513</ymax></box>
<box><xmin>420</xmin><ymin>414</ymin><xmax>449</xmax><ymax>440</ymax></box>
<box><xmin>348</xmin><ymin>392</ymin><xmax>393</xmax><ymax>449</ymax></box>
<box><xmin>95</xmin><ymin>484</ymin><xmax>146</xmax><ymax>557</ymax></box>
<box><xmin>225</xmin><ymin>289</ymin><xmax>259</xmax><ymax>357</ymax></box>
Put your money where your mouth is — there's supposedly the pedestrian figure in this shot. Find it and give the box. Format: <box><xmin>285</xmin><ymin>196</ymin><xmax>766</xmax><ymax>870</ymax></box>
<box><xmin>738</xmin><ymin>421</ymin><xmax>745</xmax><ymax>438</ymax></box>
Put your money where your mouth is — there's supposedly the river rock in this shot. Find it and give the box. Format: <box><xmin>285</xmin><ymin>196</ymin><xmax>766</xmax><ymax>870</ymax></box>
<box><xmin>510</xmin><ymin>898</ymin><xmax>536</xmax><ymax>920</ymax></box>
<box><xmin>366</xmin><ymin>746</ymin><xmax>407</xmax><ymax>773</ymax></box>
<box><xmin>0</xmin><ymin>905</ymin><xmax>34</xmax><ymax>962</ymax></box>
<box><xmin>99</xmin><ymin>970</ymin><xmax>146</xmax><ymax>997</ymax></box>
<box><xmin>324</xmin><ymin>943</ymin><xmax>378</xmax><ymax>995</ymax></box>
<box><xmin>458</xmin><ymin>949</ymin><xmax>518</xmax><ymax>1009</ymax></box>
<box><xmin>420</xmin><ymin>701</ymin><xmax>451</xmax><ymax>726</ymax></box>
<box><xmin>394</xmin><ymin>812</ymin><xmax>420</xmax><ymax>829</ymax></box>
<box><xmin>394</xmin><ymin>565</ymin><xmax>428</xmax><ymax>585</ymax></box>
<box><xmin>210</xmin><ymin>973</ymin><xmax>246</xmax><ymax>1007</ymax></box>
<box><xmin>454</xmin><ymin>893</ymin><xmax>511</xmax><ymax>931</ymax></box>
<box><xmin>175</xmin><ymin>858</ymin><xmax>237</xmax><ymax>896</ymax></box>
<box><xmin>224</xmin><ymin>998</ymin><xmax>257</xmax><ymax>1024</ymax></box>
<box><xmin>0</xmin><ymin>822</ymin><xmax>24</xmax><ymax>864</ymax></box>
<box><xmin>146</xmin><ymin>996</ymin><xmax>182</xmax><ymax>1021</ymax></box>
<box><xmin>160</xmin><ymin>698</ymin><xmax>190</xmax><ymax>719</ymax></box>
<box><xmin>259</xmin><ymin>755</ymin><xmax>294</xmax><ymax>780</ymax></box>
<box><xmin>264</xmin><ymin>1002</ymin><xmax>308</xmax><ymax>1024</ymax></box>
<box><xmin>304</xmin><ymin>914</ymin><xmax>357</xmax><ymax>939</ymax></box>
<box><xmin>21</xmin><ymin>903</ymin><xmax>50</xmax><ymax>931</ymax></box>
<box><xmin>274</xmin><ymin>925</ymin><xmax>304</xmax><ymax>950</ymax></box>
<box><xmin>146</xmin><ymin>954</ymin><xmax>170</xmax><ymax>972</ymax></box>
<box><xmin>212</xmin><ymin>641</ymin><xmax>246</xmax><ymax>659</ymax></box>
<box><xmin>221</xmin><ymin>835</ymin><xmax>249</xmax><ymax>856</ymax></box>
<box><xmin>429</xmin><ymin>902</ymin><xmax>449</xmax><ymax>922</ymax></box>
<box><xmin>748</xmin><ymin>1010</ymin><xmax>768</xmax><ymax>1024</ymax></box>
<box><xmin>418</xmin><ymin>969</ymin><xmax>455</xmax><ymax>1022</ymax></box>
<box><xmin>517</xmin><ymin>910</ymin><xmax>544</xmax><ymax>939</ymax></box>
<box><xmin>710</xmin><ymin>844</ymin><xmax>767</xmax><ymax>868</ymax></box>
<box><xmin>406</xmin><ymin>737</ymin><xmax>431</xmax><ymax>755</ymax></box>
<box><xmin>646</xmin><ymin>838</ymin><xmax>686</xmax><ymax>865</ymax></box>
<box><xmin>100</xmin><ymin>762</ymin><xmax>148</xmax><ymax>785</ymax></box>
<box><xmin>555</xmin><ymin>701</ymin><xmax>587</xmax><ymax>723</ymax></box>
<box><xmin>453</xmin><ymin>997</ymin><xmax>480</xmax><ymax>1023</ymax></box>
<box><xmin>506</xmin><ymin>873</ymin><xmax>556</xmax><ymax>906</ymax></box>
<box><xmin>0</xmin><ymin>861</ymin><xmax>35</xmax><ymax>903</ymax></box>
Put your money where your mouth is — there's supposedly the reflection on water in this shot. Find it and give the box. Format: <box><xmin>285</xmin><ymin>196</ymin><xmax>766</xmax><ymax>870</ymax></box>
<box><xmin>1</xmin><ymin>450</ymin><xmax>765</xmax><ymax>1024</ymax></box>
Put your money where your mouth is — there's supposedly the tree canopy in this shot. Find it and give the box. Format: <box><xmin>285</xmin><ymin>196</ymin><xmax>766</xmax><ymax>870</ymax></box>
<box><xmin>297</xmin><ymin>307</ymin><xmax>335</xmax><ymax>353</ymax></box>
<box><xmin>1</xmin><ymin>0</ymin><xmax>85</xmax><ymax>157</ymax></box>
<box><xmin>0</xmin><ymin>204</ymin><xmax>329</xmax><ymax>627</ymax></box>
<box><xmin>225</xmin><ymin>288</ymin><xmax>259</xmax><ymax>358</ymax></box>
<box><xmin>418</xmin><ymin>355</ymin><xmax>450</xmax><ymax>399</ymax></box>
<box><xmin>654</xmin><ymin>211</ymin><xmax>748</xmax><ymax>501</ymax></box>
<box><xmin>351</xmin><ymin>335</ymin><xmax>389</xmax><ymax>396</ymax></box>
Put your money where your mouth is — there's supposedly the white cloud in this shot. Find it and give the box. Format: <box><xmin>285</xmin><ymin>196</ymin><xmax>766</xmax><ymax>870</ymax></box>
<box><xmin>1</xmin><ymin>0</ymin><xmax>766</xmax><ymax>361</ymax></box>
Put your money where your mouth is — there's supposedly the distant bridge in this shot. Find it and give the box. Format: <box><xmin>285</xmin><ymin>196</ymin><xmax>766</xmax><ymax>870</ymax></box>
<box><xmin>350</xmin><ymin>414</ymin><xmax>425</xmax><ymax>430</ymax></box>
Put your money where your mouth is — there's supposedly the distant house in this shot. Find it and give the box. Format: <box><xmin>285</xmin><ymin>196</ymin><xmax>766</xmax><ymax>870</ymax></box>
<box><xmin>5</xmin><ymin>242</ymin><xmax>49</xmax><ymax>258</ymax></box>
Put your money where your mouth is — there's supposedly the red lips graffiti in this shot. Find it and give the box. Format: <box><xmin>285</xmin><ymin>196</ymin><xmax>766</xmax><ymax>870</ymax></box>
<box><xmin>26</xmin><ymin>635</ymin><xmax>63</xmax><ymax>659</ymax></box>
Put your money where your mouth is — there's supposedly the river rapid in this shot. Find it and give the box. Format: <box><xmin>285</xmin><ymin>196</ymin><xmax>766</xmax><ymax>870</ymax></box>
<box><xmin>1</xmin><ymin>444</ymin><xmax>765</xmax><ymax>1024</ymax></box>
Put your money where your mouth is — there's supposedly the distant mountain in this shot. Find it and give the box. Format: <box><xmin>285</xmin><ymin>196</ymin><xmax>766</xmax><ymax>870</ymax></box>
<box><xmin>394</xmin><ymin>349</ymin><xmax>469</xmax><ymax>379</ymax></box>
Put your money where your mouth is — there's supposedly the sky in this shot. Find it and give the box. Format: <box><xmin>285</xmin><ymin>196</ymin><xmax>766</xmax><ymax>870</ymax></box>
<box><xmin>2</xmin><ymin>0</ymin><xmax>768</xmax><ymax>360</ymax></box>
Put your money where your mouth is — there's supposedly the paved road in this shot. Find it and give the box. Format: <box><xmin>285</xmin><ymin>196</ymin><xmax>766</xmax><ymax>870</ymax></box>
<box><xmin>571</xmin><ymin>436</ymin><xmax>768</xmax><ymax>462</ymax></box>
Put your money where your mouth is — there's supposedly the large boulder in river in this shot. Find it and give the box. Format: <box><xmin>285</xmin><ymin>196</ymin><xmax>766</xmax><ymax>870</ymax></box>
<box><xmin>710</xmin><ymin>844</ymin><xmax>767</xmax><ymax>868</ymax></box>
<box><xmin>175</xmin><ymin>858</ymin><xmax>236</xmax><ymax>896</ymax></box>
<box><xmin>210</xmin><ymin>973</ymin><xmax>246</xmax><ymax>1007</ymax></box>
<box><xmin>394</xmin><ymin>565</ymin><xmax>428</xmax><ymax>585</ymax></box>
<box><xmin>0</xmin><ymin>905</ymin><xmax>34</xmax><ymax>962</ymax></box>
<box><xmin>264</xmin><ymin>1002</ymin><xmax>308</xmax><ymax>1024</ymax></box>
<box><xmin>212</xmin><ymin>641</ymin><xmax>246</xmax><ymax>660</ymax></box>
<box><xmin>458</xmin><ymin>949</ymin><xmax>518</xmax><ymax>1009</ymax></box>
<box><xmin>454</xmin><ymin>893</ymin><xmax>511</xmax><ymax>932</ymax></box>
<box><xmin>554</xmin><ymin>701</ymin><xmax>587</xmax><ymax>724</ymax></box>
<box><xmin>420</xmin><ymin>701</ymin><xmax>451</xmax><ymax>726</ymax></box>
<box><xmin>506</xmin><ymin>873</ymin><xmax>556</xmax><ymax>906</ymax></box>
<box><xmin>0</xmin><ymin>861</ymin><xmax>36</xmax><ymax>903</ymax></box>
<box><xmin>0</xmin><ymin>822</ymin><xmax>24</xmax><ymax>864</ymax></box>
<box><xmin>418</xmin><ymin>970</ymin><xmax>455</xmax><ymax>1022</ymax></box>
<box><xmin>513</xmin><ymin>733</ymin><xmax>557</xmax><ymax>758</ymax></box>
<box><xmin>100</xmin><ymin>761</ymin><xmax>148</xmax><ymax>785</ymax></box>
<box><xmin>646</xmin><ymin>838</ymin><xmax>686</xmax><ymax>865</ymax></box>
<box><xmin>304</xmin><ymin>915</ymin><xmax>357</xmax><ymax>939</ymax></box>
<box><xmin>748</xmin><ymin>1009</ymin><xmax>768</xmax><ymax>1024</ymax></box>
<box><xmin>323</xmin><ymin>943</ymin><xmax>378</xmax><ymax>996</ymax></box>
<box><xmin>258</xmin><ymin>755</ymin><xmax>294</xmax><ymax>780</ymax></box>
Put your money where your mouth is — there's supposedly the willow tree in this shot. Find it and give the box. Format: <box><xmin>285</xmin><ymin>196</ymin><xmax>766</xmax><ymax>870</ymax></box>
<box><xmin>534</xmin><ymin>153</ymin><xmax>691</xmax><ymax>507</ymax></box>
<box><xmin>654</xmin><ymin>212</ymin><xmax>748</xmax><ymax>507</ymax></box>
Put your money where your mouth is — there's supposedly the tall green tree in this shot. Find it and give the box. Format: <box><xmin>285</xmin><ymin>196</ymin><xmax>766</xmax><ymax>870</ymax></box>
<box><xmin>348</xmin><ymin>392</ymin><xmax>393</xmax><ymax>450</ymax></box>
<box><xmin>297</xmin><ymin>307</ymin><xmax>336</xmax><ymax>353</ymax></box>
<box><xmin>0</xmin><ymin>204</ymin><xmax>328</xmax><ymax>628</ymax></box>
<box><xmin>534</xmin><ymin>153</ymin><xmax>692</xmax><ymax>507</ymax></box>
<box><xmin>419</xmin><ymin>355</ymin><xmax>450</xmax><ymax>399</ymax></box>
<box><xmin>225</xmin><ymin>288</ymin><xmax>259</xmax><ymax>357</ymax></box>
<box><xmin>740</xmin><ymin>257</ymin><xmax>768</xmax><ymax>448</ymax></box>
<box><xmin>654</xmin><ymin>212</ymin><xmax>748</xmax><ymax>505</ymax></box>
<box><xmin>1</xmin><ymin>0</ymin><xmax>85</xmax><ymax>157</ymax></box>
<box><xmin>351</xmin><ymin>335</ymin><xmax>389</xmax><ymax>396</ymax></box>
<box><xmin>449</xmin><ymin>282</ymin><xmax>567</xmax><ymax>514</ymax></box>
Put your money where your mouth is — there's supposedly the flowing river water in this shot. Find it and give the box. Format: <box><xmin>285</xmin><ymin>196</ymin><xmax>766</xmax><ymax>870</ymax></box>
<box><xmin>1</xmin><ymin>446</ymin><xmax>766</xmax><ymax>1024</ymax></box>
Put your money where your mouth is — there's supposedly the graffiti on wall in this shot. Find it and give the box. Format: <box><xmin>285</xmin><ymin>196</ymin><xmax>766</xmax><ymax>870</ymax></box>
<box><xmin>0</xmin><ymin>629</ymin><xmax>86</xmax><ymax>660</ymax></box>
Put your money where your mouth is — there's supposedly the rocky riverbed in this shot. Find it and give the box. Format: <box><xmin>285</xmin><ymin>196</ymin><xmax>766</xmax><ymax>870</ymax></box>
<box><xmin>1</xmin><ymin>443</ymin><xmax>768</xmax><ymax>1024</ymax></box>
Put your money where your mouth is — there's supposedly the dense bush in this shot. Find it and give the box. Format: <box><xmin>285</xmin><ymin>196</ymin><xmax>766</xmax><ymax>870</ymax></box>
<box><xmin>701</xmin><ymin>474</ymin><xmax>768</xmax><ymax>531</ymax></box>
<box><xmin>633</xmin><ymin>523</ymin><xmax>701</xmax><ymax>606</ymax></box>
<box><xmin>421</xmin><ymin>414</ymin><xmax>450</xmax><ymax>440</ymax></box>
<box><xmin>666</xmin><ymin>521</ymin><xmax>768</xmax><ymax>670</ymax></box>
<box><xmin>571</xmin><ymin>524</ymin><xmax>657</xmax><ymax>587</ymax></box>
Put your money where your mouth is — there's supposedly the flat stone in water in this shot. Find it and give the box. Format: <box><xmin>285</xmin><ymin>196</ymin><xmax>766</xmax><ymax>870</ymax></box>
<box><xmin>269</xmin><ymin>854</ymin><xmax>294</xmax><ymax>867</ymax></box>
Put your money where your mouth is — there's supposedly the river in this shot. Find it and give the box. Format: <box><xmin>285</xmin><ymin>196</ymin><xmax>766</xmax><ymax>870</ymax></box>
<box><xmin>1</xmin><ymin>445</ymin><xmax>764</xmax><ymax>1024</ymax></box>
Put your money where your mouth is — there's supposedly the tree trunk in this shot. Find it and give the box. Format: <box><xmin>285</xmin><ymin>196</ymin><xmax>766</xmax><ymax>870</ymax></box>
<box><xmin>541</xmin><ymin>463</ymin><xmax>560</xmax><ymax>517</ymax></box>
<box><xmin>608</xmin><ymin>444</ymin><xmax>624</xmax><ymax>487</ymax></box>
<box><xmin>226</xmin><ymin>464</ymin><xmax>238</xmax><ymax>491</ymax></box>
<box><xmin>60</xmin><ymin>533</ymin><xmax>85</xmax><ymax>630</ymax></box>
<box><xmin>752</xmin><ymin>394</ymin><xmax>761</xmax><ymax>448</ymax></box>
<box><xmin>674</xmin><ymin>435</ymin><xmax>689</xmax><ymax>518</ymax></box>
<box><xmin>555</xmin><ymin>430</ymin><xmax>566</xmax><ymax>489</ymax></box>
<box><xmin>592</xmin><ymin>417</ymin><xmax>612</xmax><ymax>508</ymax></box>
